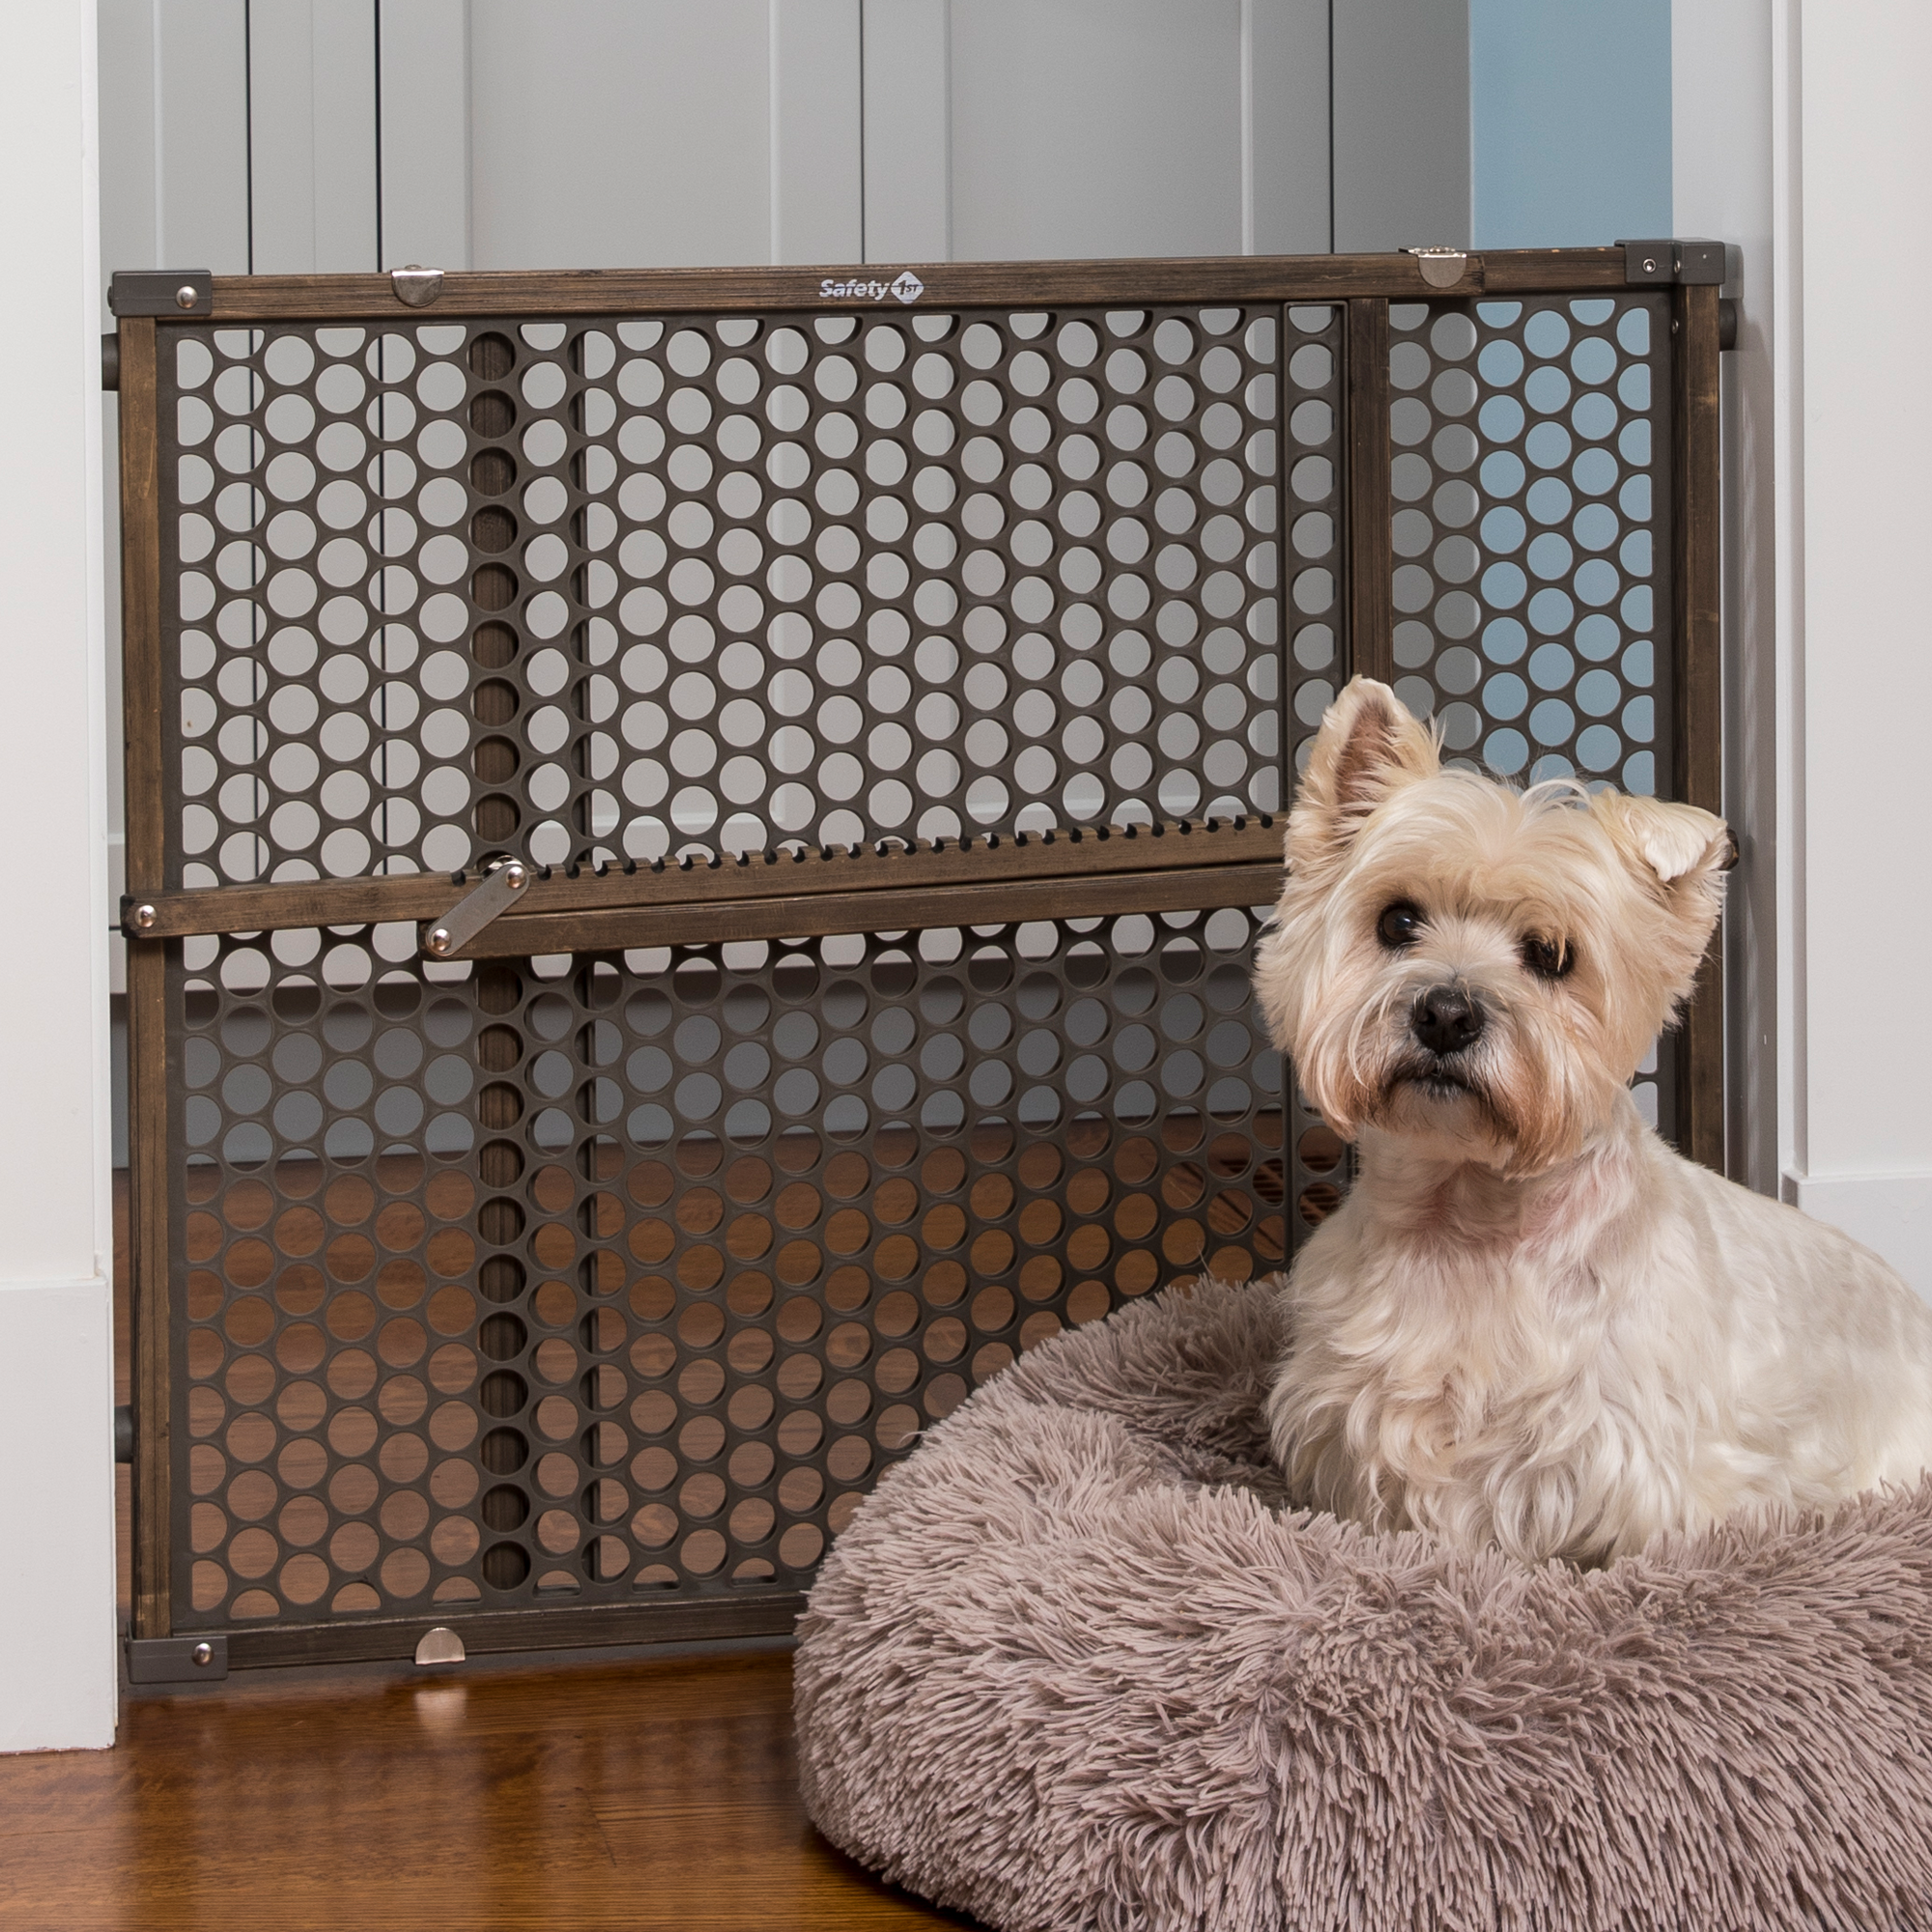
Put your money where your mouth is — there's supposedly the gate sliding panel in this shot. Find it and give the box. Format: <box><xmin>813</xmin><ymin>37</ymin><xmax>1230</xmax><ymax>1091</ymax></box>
<box><xmin>116</xmin><ymin>248</ymin><xmax>1721</xmax><ymax>1669</ymax></box>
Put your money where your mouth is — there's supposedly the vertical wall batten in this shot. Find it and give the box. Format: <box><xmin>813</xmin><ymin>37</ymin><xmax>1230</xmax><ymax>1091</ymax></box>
<box><xmin>771</xmin><ymin>0</ymin><xmax>864</xmax><ymax>266</ymax></box>
<box><xmin>155</xmin><ymin>0</ymin><xmax>251</xmax><ymax>272</ymax></box>
<box><xmin>1243</xmin><ymin>0</ymin><xmax>1331</xmax><ymax>258</ymax></box>
<box><xmin>1329</xmin><ymin>0</ymin><xmax>1469</xmax><ymax>253</ymax></box>
<box><xmin>860</xmin><ymin>0</ymin><xmax>952</xmax><ymax>264</ymax></box>
<box><xmin>247</xmin><ymin>0</ymin><xmax>380</xmax><ymax>274</ymax></box>
<box><xmin>376</xmin><ymin>0</ymin><xmax>471</xmax><ymax>270</ymax></box>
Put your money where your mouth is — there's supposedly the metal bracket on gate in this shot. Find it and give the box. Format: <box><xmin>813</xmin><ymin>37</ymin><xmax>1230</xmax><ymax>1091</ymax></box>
<box><xmin>1620</xmin><ymin>239</ymin><xmax>1727</xmax><ymax>286</ymax></box>
<box><xmin>1402</xmin><ymin>246</ymin><xmax>1469</xmax><ymax>289</ymax></box>
<box><xmin>107</xmin><ymin>270</ymin><xmax>213</xmax><ymax>317</ymax></box>
<box><xmin>391</xmin><ymin>265</ymin><xmax>445</xmax><ymax>308</ymax></box>
<box><xmin>127</xmin><ymin>1634</ymin><xmax>229</xmax><ymax>1685</ymax></box>
<box><xmin>421</xmin><ymin>859</ymin><xmax>530</xmax><ymax>958</ymax></box>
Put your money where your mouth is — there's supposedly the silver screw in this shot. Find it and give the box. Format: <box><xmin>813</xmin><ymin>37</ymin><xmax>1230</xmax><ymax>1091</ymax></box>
<box><xmin>175</xmin><ymin>285</ymin><xmax>198</xmax><ymax>310</ymax></box>
<box><xmin>132</xmin><ymin>903</ymin><xmax>157</xmax><ymax>930</ymax></box>
<box><xmin>1642</xmin><ymin>257</ymin><xmax>1658</xmax><ymax>275</ymax></box>
<box><xmin>426</xmin><ymin>927</ymin><xmax>453</xmax><ymax>956</ymax></box>
<box><xmin>191</xmin><ymin>1641</ymin><xmax>213</xmax><ymax>1666</ymax></box>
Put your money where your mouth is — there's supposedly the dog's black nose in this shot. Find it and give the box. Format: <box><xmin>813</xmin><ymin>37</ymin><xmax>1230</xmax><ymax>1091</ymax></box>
<box><xmin>1412</xmin><ymin>984</ymin><xmax>1485</xmax><ymax>1056</ymax></box>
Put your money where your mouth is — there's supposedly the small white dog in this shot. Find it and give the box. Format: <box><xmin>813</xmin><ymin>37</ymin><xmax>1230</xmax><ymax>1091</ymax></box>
<box><xmin>1255</xmin><ymin>676</ymin><xmax>1932</xmax><ymax>1564</ymax></box>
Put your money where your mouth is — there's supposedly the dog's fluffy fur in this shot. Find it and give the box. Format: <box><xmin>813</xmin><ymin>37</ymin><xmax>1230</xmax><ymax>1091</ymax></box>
<box><xmin>1256</xmin><ymin>676</ymin><xmax>1932</xmax><ymax>1564</ymax></box>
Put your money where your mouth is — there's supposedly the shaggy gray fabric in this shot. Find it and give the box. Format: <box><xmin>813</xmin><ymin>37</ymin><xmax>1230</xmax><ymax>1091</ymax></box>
<box><xmin>794</xmin><ymin>1278</ymin><xmax>1932</xmax><ymax>1931</ymax></box>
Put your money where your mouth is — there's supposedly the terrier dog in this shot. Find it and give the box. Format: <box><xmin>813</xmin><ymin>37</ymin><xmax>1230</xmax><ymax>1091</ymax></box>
<box><xmin>1255</xmin><ymin>676</ymin><xmax>1932</xmax><ymax>1564</ymax></box>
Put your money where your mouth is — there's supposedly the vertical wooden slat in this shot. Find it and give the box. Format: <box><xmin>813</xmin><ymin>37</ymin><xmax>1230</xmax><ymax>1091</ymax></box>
<box><xmin>1344</xmin><ymin>297</ymin><xmax>1393</xmax><ymax>684</ymax></box>
<box><xmin>1672</xmin><ymin>281</ymin><xmax>1724</xmax><ymax>1172</ymax></box>
<box><xmin>118</xmin><ymin>316</ymin><xmax>173</xmax><ymax>1638</ymax></box>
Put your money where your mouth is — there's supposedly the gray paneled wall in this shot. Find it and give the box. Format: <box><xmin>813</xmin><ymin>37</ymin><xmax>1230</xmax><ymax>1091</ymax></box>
<box><xmin>249</xmin><ymin>0</ymin><xmax>378</xmax><ymax>271</ymax></box>
<box><xmin>1332</xmin><ymin>0</ymin><xmax>1471</xmax><ymax>250</ymax></box>
<box><xmin>101</xmin><ymin>1</ymin><xmax>1407</xmax><ymax>282</ymax></box>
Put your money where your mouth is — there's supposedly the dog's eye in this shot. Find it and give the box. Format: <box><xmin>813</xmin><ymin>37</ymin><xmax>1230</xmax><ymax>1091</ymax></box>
<box><xmin>1377</xmin><ymin>902</ymin><xmax>1423</xmax><ymax>951</ymax></box>
<box><xmin>1520</xmin><ymin>935</ymin><xmax>1575</xmax><ymax>980</ymax></box>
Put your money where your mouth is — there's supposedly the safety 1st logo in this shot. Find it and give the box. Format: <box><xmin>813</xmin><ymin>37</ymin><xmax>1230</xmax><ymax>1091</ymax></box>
<box><xmin>819</xmin><ymin>271</ymin><xmax>924</xmax><ymax>303</ymax></box>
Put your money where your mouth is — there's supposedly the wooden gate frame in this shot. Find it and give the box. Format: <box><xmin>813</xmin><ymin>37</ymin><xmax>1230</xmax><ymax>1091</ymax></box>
<box><xmin>115</xmin><ymin>244</ymin><xmax>1724</xmax><ymax>1668</ymax></box>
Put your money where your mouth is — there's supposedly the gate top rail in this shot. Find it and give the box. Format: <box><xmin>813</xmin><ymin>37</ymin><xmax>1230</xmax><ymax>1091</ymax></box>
<box><xmin>133</xmin><ymin>247</ymin><xmax>1679</xmax><ymax>326</ymax></box>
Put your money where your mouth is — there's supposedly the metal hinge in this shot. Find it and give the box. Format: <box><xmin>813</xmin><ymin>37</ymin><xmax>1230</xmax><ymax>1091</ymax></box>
<box><xmin>391</xmin><ymin>265</ymin><xmax>444</xmax><ymax>308</ymax></box>
<box><xmin>127</xmin><ymin>1635</ymin><xmax>229</xmax><ymax>1684</ymax></box>
<box><xmin>1620</xmin><ymin>239</ymin><xmax>1727</xmax><ymax>286</ymax></box>
<box><xmin>421</xmin><ymin>858</ymin><xmax>531</xmax><ymax>958</ymax></box>
<box><xmin>115</xmin><ymin>1405</ymin><xmax>132</xmax><ymax>1463</ymax></box>
<box><xmin>1402</xmin><ymin>246</ymin><xmax>1469</xmax><ymax>290</ymax></box>
<box><xmin>108</xmin><ymin>270</ymin><xmax>213</xmax><ymax>317</ymax></box>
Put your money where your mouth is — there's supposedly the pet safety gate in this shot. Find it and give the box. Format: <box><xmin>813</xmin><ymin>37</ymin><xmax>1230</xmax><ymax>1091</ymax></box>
<box><xmin>112</xmin><ymin>243</ymin><xmax>1723</xmax><ymax>1675</ymax></box>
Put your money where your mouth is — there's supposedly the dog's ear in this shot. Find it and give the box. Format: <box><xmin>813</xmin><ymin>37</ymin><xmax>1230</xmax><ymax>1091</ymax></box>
<box><xmin>1590</xmin><ymin>793</ymin><xmax>1731</xmax><ymax>889</ymax></box>
<box><xmin>1590</xmin><ymin>793</ymin><xmax>1731</xmax><ymax>973</ymax></box>
<box><xmin>1288</xmin><ymin>677</ymin><xmax>1439</xmax><ymax>868</ymax></box>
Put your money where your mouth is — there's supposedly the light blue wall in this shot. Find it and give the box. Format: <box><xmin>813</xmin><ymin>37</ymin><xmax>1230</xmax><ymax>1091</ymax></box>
<box><xmin>1470</xmin><ymin>0</ymin><xmax>1672</xmax><ymax>249</ymax></box>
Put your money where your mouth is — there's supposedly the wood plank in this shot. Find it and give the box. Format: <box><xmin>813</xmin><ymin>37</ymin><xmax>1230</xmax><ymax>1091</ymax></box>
<box><xmin>117</xmin><ymin>315</ymin><xmax>174</xmax><ymax>1641</ymax></box>
<box><xmin>222</xmin><ymin>1592</ymin><xmax>805</xmax><ymax>1670</ymax></box>
<box><xmin>1478</xmin><ymin>248</ymin><xmax>1630</xmax><ymax>294</ymax></box>
<box><xmin>118</xmin><ymin>317</ymin><xmax>163</xmax><ymax>894</ymax></box>
<box><xmin>448</xmin><ymin>862</ymin><xmax>1288</xmax><ymax>961</ymax></box>
<box><xmin>123</xmin><ymin>816</ymin><xmax>1286</xmax><ymax>940</ymax></box>
<box><xmin>1345</xmin><ymin>298</ymin><xmax>1394</xmax><ymax>685</ymax></box>
<box><xmin>0</xmin><ymin>1652</ymin><xmax>965</xmax><ymax>1929</ymax></box>
<box><xmin>186</xmin><ymin>247</ymin><xmax>1630</xmax><ymax>324</ymax></box>
<box><xmin>1672</xmin><ymin>281</ymin><xmax>1725</xmax><ymax>1173</ymax></box>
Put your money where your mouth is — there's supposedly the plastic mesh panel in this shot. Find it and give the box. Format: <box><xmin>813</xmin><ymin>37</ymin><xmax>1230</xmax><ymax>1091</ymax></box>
<box><xmin>1376</xmin><ymin>294</ymin><xmax>1670</xmax><ymax>794</ymax></box>
<box><xmin>170</xmin><ymin>909</ymin><xmax>1286</xmax><ymax>1627</ymax></box>
<box><xmin>161</xmin><ymin>306</ymin><xmax>1293</xmax><ymax>889</ymax></box>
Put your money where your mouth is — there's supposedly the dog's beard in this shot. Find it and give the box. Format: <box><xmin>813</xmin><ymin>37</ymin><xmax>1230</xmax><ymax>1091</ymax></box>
<box><xmin>1377</xmin><ymin>1050</ymin><xmax>1520</xmax><ymax>1148</ymax></box>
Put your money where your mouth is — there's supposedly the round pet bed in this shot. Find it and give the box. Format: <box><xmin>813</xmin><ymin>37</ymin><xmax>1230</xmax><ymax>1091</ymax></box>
<box><xmin>795</xmin><ymin>1278</ymin><xmax>1932</xmax><ymax>1932</ymax></box>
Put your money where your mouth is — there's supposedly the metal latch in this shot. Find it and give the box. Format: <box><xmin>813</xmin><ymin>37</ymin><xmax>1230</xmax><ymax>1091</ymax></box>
<box><xmin>1402</xmin><ymin>246</ymin><xmax>1469</xmax><ymax>289</ymax></box>
<box><xmin>391</xmin><ymin>265</ymin><xmax>444</xmax><ymax>308</ymax></box>
<box><xmin>108</xmin><ymin>270</ymin><xmax>213</xmax><ymax>317</ymax></box>
<box><xmin>1620</xmin><ymin>239</ymin><xmax>1727</xmax><ymax>286</ymax></box>
<box><xmin>127</xmin><ymin>1634</ymin><xmax>229</xmax><ymax>1684</ymax></box>
<box><xmin>422</xmin><ymin>859</ymin><xmax>530</xmax><ymax>957</ymax></box>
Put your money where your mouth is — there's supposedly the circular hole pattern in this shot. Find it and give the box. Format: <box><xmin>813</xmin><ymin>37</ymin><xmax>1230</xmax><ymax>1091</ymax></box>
<box><xmin>167</xmin><ymin>303</ymin><xmax>1290</xmax><ymax>889</ymax></box>
<box><xmin>171</xmin><ymin>909</ymin><xmax>1283</xmax><ymax>1625</ymax></box>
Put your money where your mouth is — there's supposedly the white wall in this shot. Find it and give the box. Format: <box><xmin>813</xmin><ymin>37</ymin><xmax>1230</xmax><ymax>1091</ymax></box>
<box><xmin>1776</xmin><ymin>0</ymin><xmax>1932</xmax><ymax>1295</ymax></box>
<box><xmin>0</xmin><ymin>0</ymin><xmax>118</xmax><ymax>1751</ymax></box>
<box><xmin>1689</xmin><ymin>0</ymin><xmax>1932</xmax><ymax>1295</ymax></box>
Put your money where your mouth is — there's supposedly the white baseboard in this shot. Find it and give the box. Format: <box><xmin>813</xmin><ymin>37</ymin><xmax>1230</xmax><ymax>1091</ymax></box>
<box><xmin>1783</xmin><ymin>1170</ymin><xmax>1932</xmax><ymax>1304</ymax></box>
<box><xmin>0</xmin><ymin>1275</ymin><xmax>118</xmax><ymax>1752</ymax></box>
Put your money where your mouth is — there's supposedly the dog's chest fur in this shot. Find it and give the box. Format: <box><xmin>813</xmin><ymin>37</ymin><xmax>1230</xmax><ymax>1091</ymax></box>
<box><xmin>1264</xmin><ymin>1105</ymin><xmax>1878</xmax><ymax>1562</ymax></box>
<box><xmin>1268</xmin><ymin>1106</ymin><xmax>1932</xmax><ymax>1563</ymax></box>
<box><xmin>1268</xmin><ymin>1140</ymin><xmax>1662</xmax><ymax>1561</ymax></box>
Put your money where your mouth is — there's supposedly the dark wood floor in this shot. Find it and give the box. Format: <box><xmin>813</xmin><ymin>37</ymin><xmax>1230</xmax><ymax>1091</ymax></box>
<box><xmin>0</xmin><ymin>1650</ymin><xmax>967</xmax><ymax>1929</ymax></box>
<box><xmin>0</xmin><ymin>1177</ymin><xmax>967</xmax><ymax>1931</ymax></box>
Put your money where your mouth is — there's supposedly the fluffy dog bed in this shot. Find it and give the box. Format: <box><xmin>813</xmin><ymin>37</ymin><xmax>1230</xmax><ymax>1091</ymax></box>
<box><xmin>794</xmin><ymin>1278</ymin><xmax>1932</xmax><ymax>1931</ymax></box>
